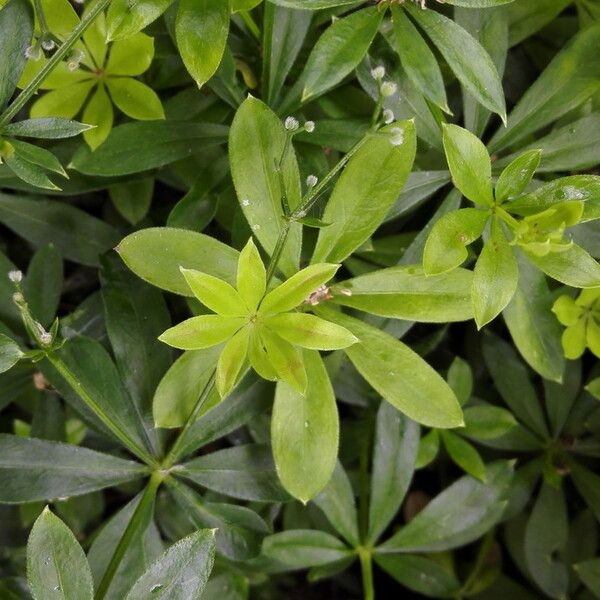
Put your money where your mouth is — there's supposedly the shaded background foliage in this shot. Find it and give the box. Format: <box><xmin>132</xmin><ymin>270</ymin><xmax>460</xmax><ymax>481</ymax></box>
<box><xmin>0</xmin><ymin>0</ymin><xmax>600</xmax><ymax>598</ymax></box>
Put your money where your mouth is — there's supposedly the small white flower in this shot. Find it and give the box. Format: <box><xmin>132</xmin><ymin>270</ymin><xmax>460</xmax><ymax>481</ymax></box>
<box><xmin>383</xmin><ymin>109</ymin><xmax>395</xmax><ymax>124</ymax></box>
<box><xmin>252</xmin><ymin>224</ymin><xmax>261</xmax><ymax>231</ymax></box>
<box><xmin>40</xmin><ymin>332</ymin><xmax>53</xmax><ymax>345</ymax></box>
<box><xmin>284</xmin><ymin>116</ymin><xmax>299</xmax><ymax>131</ymax></box>
<box><xmin>304</xmin><ymin>120</ymin><xmax>315</xmax><ymax>133</ymax></box>
<box><xmin>8</xmin><ymin>270</ymin><xmax>23</xmax><ymax>283</ymax></box>
<box><xmin>41</xmin><ymin>38</ymin><xmax>56</xmax><ymax>51</ymax></box>
<box><xmin>389</xmin><ymin>126</ymin><xmax>405</xmax><ymax>146</ymax></box>
<box><xmin>306</xmin><ymin>174</ymin><xmax>318</xmax><ymax>188</ymax></box>
<box><xmin>371</xmin><ymin>65</ymin><xmax>386</xmax><ymax>80</ymax></box>
<box><xmin>381</xmin><ymin>81</ymin><xmax>398</xmax><ymax>98</ymax></box>
<box><xmin>242</xmin><ymin>199</ymin><xmax>250</xmax><ymax>206</ymax></box>
<box><xmin>339</xmin><ymin>288</ymin><xmax>353</xmax><ymax>297</ymax></box>
<box><xmin>25</xmin><ymin>44</ymin><xmax>42</xmax><ymax>61</ymax></box>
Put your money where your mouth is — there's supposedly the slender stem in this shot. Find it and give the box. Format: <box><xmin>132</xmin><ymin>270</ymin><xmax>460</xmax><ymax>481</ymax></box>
<box><xmin>359</xmin><ymin>548</ymin><xmax>375</xmax><ymax>600</ymax></box>
<box><xmin>47</xmin><ymin>353</ymin><xmax>158</xmax><ymax>467</ymax></box>
<box><xmin>239</xmin><ymin>10</ymin><xmax>261</xmax><ymax>41</ymax></box>
<box><xmin>94</xmin><ymin>472</ymin><xmax>164</xmax><ymax>600</ymax></box>
<box><xmin>265</xmin><ymin>220</ymin><xmax>291</xmax><ymax>286</ymax></box>
<box><xmin>161</xmin><ymin>372</ymin><xmax>216</xmax><ymax>468</ymax></box>
<box><xmin>0</xmin><ymin>0</ymin><xmax>110</xmax><ymax>128</ymax></box>
<box><xmin>33</xmin><ymin>0</ymin><xmax>50</xmax><ymax>35</ymax></box>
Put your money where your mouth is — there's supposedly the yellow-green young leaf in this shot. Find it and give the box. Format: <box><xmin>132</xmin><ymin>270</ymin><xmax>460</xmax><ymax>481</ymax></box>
<box><xmin>587</xmin><ymin>319</ymin><xmax>600</xmax><ymax>358</ymax></box>
<box><xmin>312</xmin><ymin>121</ymin><xmax>417</xmax><ymax>264</ymax></box>
<box><xmin>27</xmin><ymin>508</ymin><xmax>94</xmax><ymax>600</ymax></box>
<box><xmin>408</xmin><ymin>4</ymin><xmax>506</xmax><ymax>123</ymax></box>
<box><xmin>447</xmin><ymin>356</ymin><xmax>473</xmax><ymax>406</ymax></box>
<box><xmin>331</xmin><ymin>266</ymin><xmax>474</xmax><ymax>323</ymax></box>
<box><xmin>0</xmin><ymin>334</ymin><xmax>23</xmax><ymax>373</ymax></box>
<box><xmin>106</xmin><ymin>33</ymin><xmax>155</xmax><ymax>77</ymax></box>
<box><xmin>159</xmin><ymin>315</ymin><xmax>244</xmax><ymax>350</ymax></box>
<box><xmin>237</xmin><ymin>238</ymin><xmax>266</xmax><ymax>312</ymax></box>
<box><xmin>248</xmin><ymin>329</ymin><xmax>277</xmax><ymax>381</ymax></box>
<box><xmin>271</xmin><ymin>350</ymin><xmax>339</xmax><ymax>502</ymax></box>
<box><xmin>31</xmin><ymin>81</ymin><xmax>95</xmax><ymax>120</ymax></box>
<box><xmin>562</xmin><ymin>319</ymin><xmax>586</xmax><ymax>360</ymax></box>
<box><xmin>462</xmin><ymin>405</ymin><xmax>517</xmax><ymax>440</ymax></box>
<box><xmin>391</xmin><ymin>7</ymin><xmax>449</xmax><ymax>113</ymax></box>
<box><xmin>423</xmin><ymin>208</ymin><xmax>489</xmax><ymax>275</ymax></box>
<box><xmin>441</xmin><ymin>431</ymin><xmax>486</xmax><ymax>482</ymax></box>
<box><xmin>82</xmin><ymin>83</ymin><xmax>114</xmax><ymax>150</ymax></box>
<box><xmin>301</xmin><ymin>7</ymin><xmax>383</xmax><ymax>103</ymax></box>
<box><xmin>472</xmin><ymin>218</ymin><xmax>518</xmax><ymax>329</ymax></box>
<box><xmin>176</xmin><ymin>0</ymin><xmax>230</xmax><ymax>88</ymax></box>
<box><xmin>416</xmin><ymin>429</ymin><xmax>440</xmax><ymax>469</ymax></box>
<box><xmin>525</xmin><ymin>244</ymin><xmax>600</xmax><ymax>289</ymax></box>
<box><xmin>259</xmin><ymin>263</ymin><xmax>339</xmax><ymax>315</ymax></box>
<box><xmin>264</xmin><ymin>313</ymin><xmax>357</xmax><ymax>350</ymax></box>
<box><xmin>260</xmin><ymin>327</ymin><xmax>307</xmax><ymax>393</ymax></box>
<box><xmin>495</xmin><ymin>149</ymin><xmax>542</xmax><ymax>204</ymax></box>
<box><xmin>552</xmin><ymin>296</ymin><xmax>582</xmax><ymax>326</ymax></box>
<box><xmin>229</xmin><ymin>96</ymin><xmax>302</xmax><ymax>276</ymax></box>
<box><xmin>180</xmin><ymin>268</ymin><xmax>248</xmax><ymax>316</ymax></box>
<box><xmin>106</xmin><ymin>0</ymin><xmax>173</xmax><ymax>41</ymax></box>
<box><xmin>153</xmin><ymin>347</ymin><xmax>221</xmax><ymax>428</ymax></box>
<box><xmin>442</xmin><ymin>124</ymin><xmax>494</xmax><ymax>206</ymax></box>
<box><xmin>106</xmin><ymin>78</ymin><xmax>164</xmax><ymax>121</ymax></box>
<box><xmin>317</xmin><ymin>306</ymin><xmax>463</xmax><ymax>428</ymax></box>
<box><xmin>216</xmin><ymin>327</ymin><xmax>250</xmax><ymax>398</ymax></box>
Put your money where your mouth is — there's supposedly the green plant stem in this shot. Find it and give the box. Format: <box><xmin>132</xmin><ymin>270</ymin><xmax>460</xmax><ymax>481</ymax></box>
<box><xmin>46</xmin><ymin>352</ymin><xmax>158</xmax><ymax>467</ymax></box>
<box><xmin>94</xmin><ymin>471</ymin><xmax>164</xmax><ymax>600</ymax></box>
<box><xmin>238</xmin><ymin>10</ymin><xmax>261</xmax><ymax>41</ymax></box>
<box><xmin>0</xmin><ymin>0</ymin><xmax>111</xmax><ymax>128</ymax></box>
<box><xmin>33</xmin><ymin>0</ymin><xmax>50</xmax><ymax>35</ymax></box>
<box><xmin>359</xmin><ymin>548</ymin><xmax>375</xmax><ymax>600</ymax></box>
<box><xmin>161</xmin><ymin>372</ymin><xmax>217</xmax><ymax>468</ymax></box>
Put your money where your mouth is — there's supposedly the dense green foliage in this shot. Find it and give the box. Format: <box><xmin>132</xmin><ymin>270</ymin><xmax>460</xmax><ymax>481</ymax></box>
<box><xmin>1</xmin><ymin>0</ymin><xmax>600</xmax><ymax>598</ymax></box>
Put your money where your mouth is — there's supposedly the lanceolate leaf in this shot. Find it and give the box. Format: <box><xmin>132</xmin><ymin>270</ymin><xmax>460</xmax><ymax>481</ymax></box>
<box><xmin>312</xmin><ymin>120</ymin><xmax>417</xmax><ymax>264</ymax></box>
<box><xmin>107</xmin><ymin>0</ymin><xmax>174</xmax><ymax>41</ymax></box>
<box><xmin>0</xmin><ymin>435</ymin><xmax>147</xmax><ymax>503</ymax></box>
<box><xmin>318</xmin><ymin>306</ymin><xmax>463</xmax><ymax>428</ymax></box>
<box><xmin>271</xmin><ymin>350</ymin><xmax>339</xmax><ymax>503</ymax></box>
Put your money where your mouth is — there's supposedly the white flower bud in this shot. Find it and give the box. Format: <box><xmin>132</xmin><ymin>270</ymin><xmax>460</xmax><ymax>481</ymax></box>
<box><xmin>304</xmin><ymin>120</ymin><xmax>315</xmax><ymax>133</ymax></box>
<box><xmin>25</xmin><ymin>44</ymin><xmax>42</xmax><ymax>61</ymax></box>
<box><xmin>371</xmin><ymin>65</ymin><xmax>386</xmax><ymax>80</ymax></box>
<box><xmin>8</xmin><ymin>270</ymin><xmax>23</xmax><ymax>283</ymax></box>
<box><xmin>41</xmin><ymin>38</ymin><xmax>56</xmax><ymax>51</ymax></box>
<box><xmin>40</xmin><ymin>331</ymin><xmax>53</xmax><ymax>345</ymax></box>
<box><xmin>306</xmin><ymin>174</ymin><xmax>318</xmax><ymax>188</ymax></box>
<box><xmin>389</xmin><ymin>126</ymin><xmax>405</xmax><ymax>146</ymax></box>
<box><xmin>381</xmin><ymin>81</ymin><xmax>398</xmax><ymax>98</ymax></box>
<box><xmin>383</xmin><ymin>109</ymin><xmax>395</xmax><ymax>124</ymax></box>
<box><xmin>284</xmin><ymin>116</ymin><xmax>299</xmax><ymax>131</ymax></box>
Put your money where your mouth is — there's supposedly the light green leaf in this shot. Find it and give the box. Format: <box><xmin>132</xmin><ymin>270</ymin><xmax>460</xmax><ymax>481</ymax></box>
<box><xmin>4</xmin><ymin>118</ymin><xmax>92</xmax><ymax>139</ymax></box>
<box><xmin>268</xmin><ymin>0</ymin><xmax>358</xmax><ymax>7</ymax></box>
<box><xmin>259</xmin><ymin>263</ymin><xmax>339</xmax><ymax>315</ymax></box>
<box><xmin>318</xmin><ymin>306</ymin><xmax>463</xmax><ymax>428</ymax></box>
<box><xmin>442</xmin><ymin>124</ymin><xmax>493</xmax><ymax>206</ymax></box>
<box><xmin>447</xmin><ymin>356</ymin><xmax>473</xmax><ymax>406</ymax></box>
<box><xmin>260</xmin><ymin>327</ymin><xmax>307</xmax><ymax>393</ymax></box>
<box><xmin>423</xmin><ymin>208</ymin><xmax>489</xmax><ymax>275</ymax></box>
<box><xmin>312</xmin><ymin>120</ymin><xmax>416</xmax><ymax>264</ymax></box>
<box><xmin>229</xmin><ymin>96</ymin><xmax>302</xmax><ymax>275</ymax></box>
<box><xmin>180</xmin><ymin>268</ymin><xmax>248</xmax><ymax>316</ymax></box>
<box><xmin>153</xmin><ymin>347</ymin><xmax>220</xmax><ymax>428</ymax></box>
<box><xmin>82</xmin><ymin>83</ymin><xmax>114</xmax><ymax>150</ymax></box>
<box><xmin>0</xmin><ymin>434</ymin><xmax>147</xmax><ymax>503</ymax></box>
<box><xmin>489</xmin><ymin>23</ymin><xmax>600</xmax><ymax>152</ymax></box>
<box><xmin>125</xmin><ymin>530</ymin><xmax>215</xmax><ymax>600</ymax></box>
<box><xmin>0</xmin><ymin>0</ymin><xmax>32</xmax><ymax>110</ymax></box>
<box><xmin>107</xmin><ymin>0</ymin><xmax>174</xmax><ymax>41</ymax></box>
<box><xmin>107</xmin><ymin>78</ymin><xmax>164</xmax><ymax>121</ymax></box>
<box><xmin>272</xmin><ymin>350</ymin><xmax>338</xmax><ymax>502</ymax></box>
<box><xmin>176</xmin><ymin>0</ymin><xmax>229</xmax><ymax>88</ymax></box>
<box><xmin>0</xmin><ymin>334</ymin><xmax>23</xmax><ymax>373</ymax></box>
<box><xmin>495</xmin><ymin>149</ymin><xmax>542</xmax><ymax>204</ymax></box>
<box><xmin>159</xmin><ymin>315</ymin><xmax>244</xmax><ymax>350</ymax></box>
<box><xmin>462</xmin><ymin>404</ymin><xmax>517</xmax><ymax>440</ymax></box>
<box><xmin>391</xmin><ymin>7</ymin><xmax>449</xmax><ymax>112</ymax></box>
<box><xmin>301</xmin><ymin>7</ymin><xmax>383</xmax><ymax>103</ymax></box>
<box><xmin>27</xmin><ymin>507</ymin><xmax>93</xmax><ymax>600</ymax></box>
<box><xmin>30</xmin><ymin>81</ymin><xmax>95</xmax><ymax>120</ymax></box>
<box><xmin>441</xmin><ymin>430</ymin><xmax>487</xmax><ymax>482</ymax></box>
<box><xmin>109</xmin><ymin>178</ymin><xmax>154</xmax><ymax>225</ymax></box>
<box><xmin>408</xmin><ymin>4</ymin><xmax>506</xmax><ymax>122</ymax></box>
<box><xmin>117</xmin><ymin>228</ymin><xmax>239</xmax><ymax>295</ymax></box>
<box><xmin>106</xmin><ymin>33</ymin><xmax>155</xmax><ymax>77</ymax></box>
<box><xmin>525</xmin><ymin>244</ymin><xmax>600</xmax><ymax>289</ymax></box>
<box><xmin>472</xmin><ymin>218</ymin><xmax>519</xmax><ymax>328</ymax></box>
<box><xmin>415</xmin><ymin>429</ymin><xmax>440</xmax><ymax>469</ymax></box>
<box><xmin>264</xmin><ymin>313</ymin><xmax>357</xmax><ymax>350</ymax></box>
<box><xmin>502</xmin><ymin>254</ymin><xmax>565</xmax><ymax>382</ymax></box>
<box><xmin>331</xmin><ymin>266</ymin><xmax>474</xmax><ymax>323</ymax></box>
<box><xmin>378</xmin><ymin>461</ymin><xmax>513</xmax><ymax>553</ymax></box>
<box><xmin>216</xmin><ymin>327</ymin><xmax>250</xmax><ymax>398</ymax></box>
<box><xmin>237</xmin><ymin>238</ymin><xmax>266</xmax><ymax>312</ymax></box>
<box><xmin>368</xmin><ymin>402</ymin><xmax>419</xmax><ymax>542</ymax></box>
